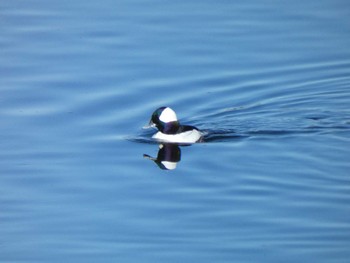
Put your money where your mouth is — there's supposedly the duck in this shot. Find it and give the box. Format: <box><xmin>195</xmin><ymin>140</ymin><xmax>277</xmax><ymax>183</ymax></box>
<box><xmin>145</xmin><ymin>106</ymin><xmax>203</xmax><ymax>143</ymax></box>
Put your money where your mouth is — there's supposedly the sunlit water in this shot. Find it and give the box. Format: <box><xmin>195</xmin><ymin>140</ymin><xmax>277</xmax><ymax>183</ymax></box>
<box><xmin>1</xmin><ymin>0</ymin><xmax>350</xmax><ymax>262</ymax></box>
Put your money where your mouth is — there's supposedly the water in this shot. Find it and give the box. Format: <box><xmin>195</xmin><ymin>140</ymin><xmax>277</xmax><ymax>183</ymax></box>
<box><xmin>1</xmin><ymin>0</ymin><xmax>350</xmax><ymax>262</ymax></box>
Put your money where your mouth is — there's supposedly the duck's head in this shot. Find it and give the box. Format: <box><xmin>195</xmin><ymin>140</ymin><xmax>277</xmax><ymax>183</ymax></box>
<box><xmin>147</xmin><ymin>107</ymin><xmax>179</xmax><ymax>133</ymax></box>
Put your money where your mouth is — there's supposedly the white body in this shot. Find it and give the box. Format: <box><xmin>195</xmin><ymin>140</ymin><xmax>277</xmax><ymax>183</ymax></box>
<box><xmin>152</xmin><ymin>129</ymin><xmax>202</xmax><ymax>144</ymax></box>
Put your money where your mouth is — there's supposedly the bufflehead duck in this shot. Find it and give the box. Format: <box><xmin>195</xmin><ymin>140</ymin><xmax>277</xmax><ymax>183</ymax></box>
<box><xmin>145</xmin><ymin>107</ymin><xmax>203</xmax><ymax>143</ymax></box>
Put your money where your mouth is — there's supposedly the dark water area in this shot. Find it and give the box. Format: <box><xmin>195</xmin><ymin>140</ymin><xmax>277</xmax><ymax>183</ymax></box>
<box><xmin>1</xmin><ymin>0</ymin><xmax>350</xmax><ymax>262</ymax></box>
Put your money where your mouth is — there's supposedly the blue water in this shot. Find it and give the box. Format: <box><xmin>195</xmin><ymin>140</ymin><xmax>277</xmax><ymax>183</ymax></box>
<box><xmin>1</xmin><ymin>0</ymin><xmax>350</xmax><ymax>262</ymax></box>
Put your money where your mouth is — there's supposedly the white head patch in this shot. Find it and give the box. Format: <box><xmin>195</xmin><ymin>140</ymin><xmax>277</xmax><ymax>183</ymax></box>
<box><xmin>159</xmin><ymin>107</ymin><xmax>178</xmax><ymax>123</ymax></box>
<box><xmin>161</xmin><ymin>161</ymin><xmax>177</xmax><ymax>170</ymax></box>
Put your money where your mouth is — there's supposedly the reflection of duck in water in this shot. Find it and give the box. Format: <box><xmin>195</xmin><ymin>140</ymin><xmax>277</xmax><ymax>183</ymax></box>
<box><xmin>144</xmin><ymin>144</ymin><xmax>181</xmax><ymax>170</ymax></box>
<box><xmin>144</xmin><ymin>107</ymin><xmax>203</xmax><ymax>144</ymax></box>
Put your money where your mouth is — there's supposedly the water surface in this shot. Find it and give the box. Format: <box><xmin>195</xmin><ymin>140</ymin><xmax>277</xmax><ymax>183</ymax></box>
<box><xmin>1</xmin><ymin>0</ymin><xmax>350</xmax><ymax>262</ymax></box>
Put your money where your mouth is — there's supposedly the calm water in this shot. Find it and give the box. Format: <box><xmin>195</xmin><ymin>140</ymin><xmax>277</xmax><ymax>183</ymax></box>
<box><xmin>1</xmin><ymin>0</ymin><xmax>350</xmax><ymax>262</ymax></box>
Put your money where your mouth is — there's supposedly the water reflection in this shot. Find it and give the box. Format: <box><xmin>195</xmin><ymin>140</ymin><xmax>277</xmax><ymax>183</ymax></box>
<box><xmin>144</xmin><ymin>143</ymin><xmax>181</xmax><ymax>170</ymax></box>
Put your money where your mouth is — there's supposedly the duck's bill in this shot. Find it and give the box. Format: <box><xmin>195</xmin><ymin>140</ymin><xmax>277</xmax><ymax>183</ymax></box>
<box><xmin>142</xmin><ymin>121</ymin><xmax>156</xmax><ymax>129</ymax></box>
<box><xmin>143</xmin><ymin>154</ymin><xmax>156</xmax><ymax>160</ymax></box>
